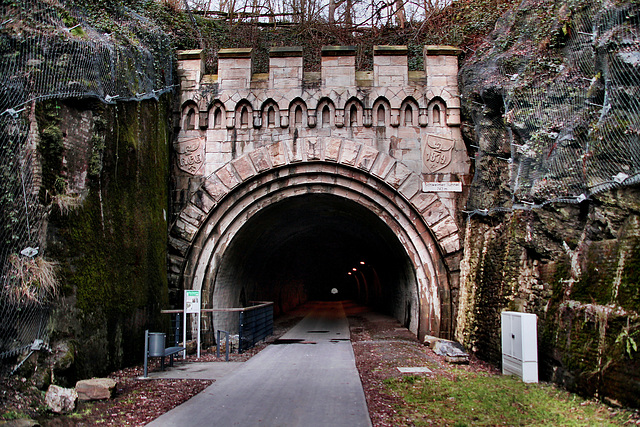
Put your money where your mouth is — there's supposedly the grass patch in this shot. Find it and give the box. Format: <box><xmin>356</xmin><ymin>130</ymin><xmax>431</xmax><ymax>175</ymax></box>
<box><xmin>385</xmin><ymin>371</ymin><xmax>631</xmax><ymax>426</ymax></box>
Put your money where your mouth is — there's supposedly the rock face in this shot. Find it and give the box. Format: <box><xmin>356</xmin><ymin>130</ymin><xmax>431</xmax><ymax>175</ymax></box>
<box><xmin>45</xmin><ymin>384</ymin><xmax>77</xmax><ymax>414</ymax></box>
<box><xmin>39</xmin><ymin>98</ymin><xmax>171</xmax><ymax>383</ymax></box>
<box><xmin>76</xmin><ymin>378</ymin><xmax>117</xmax><ymax>401</ymax></box>
<box><xmin>457</xmin><ymin>0</ymin><xmax>640</xmax><ymax>408</ymax></box>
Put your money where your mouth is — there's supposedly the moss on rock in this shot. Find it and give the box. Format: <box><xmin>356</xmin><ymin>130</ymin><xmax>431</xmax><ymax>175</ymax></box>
<box><xmin>43</xmin><ymin>97</ymin><xmax>170</xmax><ymax>380</ymax></box>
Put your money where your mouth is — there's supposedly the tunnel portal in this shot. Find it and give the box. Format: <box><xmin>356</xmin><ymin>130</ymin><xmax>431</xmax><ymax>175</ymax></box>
<box><xmin>169</xmin><ymin>45</ymin><xmax>470</xmax><ymax>340</ymax></box>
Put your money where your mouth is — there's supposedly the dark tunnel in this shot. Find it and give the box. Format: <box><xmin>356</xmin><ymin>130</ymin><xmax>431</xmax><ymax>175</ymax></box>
<box><xmin>212</xmin><ymin>193</ymin><xmax>420</xmax><ymax>329</ymax></box>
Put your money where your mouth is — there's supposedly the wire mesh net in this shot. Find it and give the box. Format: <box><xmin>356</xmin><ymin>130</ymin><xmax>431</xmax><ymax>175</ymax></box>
<box><xmin>467</xmin><ymin>3</ymin><xmax>640</xmax><ymax>213</ymax></box>
<box><xmin>0</xmin><ymin>0</ymin><xmax>175</xmax><ymax>361</ymax></box>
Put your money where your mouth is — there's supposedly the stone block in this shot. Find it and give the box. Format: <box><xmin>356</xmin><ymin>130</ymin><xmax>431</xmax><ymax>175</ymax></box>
<box><xmin>371</xmin><ymin>154</ymin><xmax>396</xmax><ymax>179</ymax></box>
<box><xmin>325</xmin><ymin>138</ymin><xmax>341</xmax><ymax>162</ymax></box>
<box><xmin>431</xmin><ymin>216</ymin><xmax>458</xmax><ymax>239</ymax></box>
<box><xmin>202</xmin><ymin>177</ymin><xmax>230</xmax><ymax>202</ymax></box>
<box><xmin>385</xmin><ymin>162</ymin><xmax>412</xmax><ymax>188</ymax></box>
<box><xmin>76</xmin><ymin>378</ymin><xmax>117</xmax><ymax>401</ymax></box>
<box><xmin>180</xmin><ymin>203</ymin><xmax>206</xmax><ymax>227</ymax></box>
<box><xmin>249</xmin><ymin>148</ymin><xmax>272</xmax><ymax>172</ymax></box>
<box><xmin>168</xmin><ymin>236</ymin><xmax>190</xmax><ymax>257</ymax></box>
<box><xmin>340</xmin><ymin>140</ymin><xmax>360</xmax><ymax>166</ymax></box>
<box><xmin>440</xmin><ymin>233</ymin><xmax>461</xmax><ymax>253</ymax></box>
<box><xmin>356</xmin><ymin>145</ymin><xmax>378</xmax><ymax>171</ymax></box>
<box><xmin>45</xmin><ymin>385</ymin><xmax>77</xmax><ymax>414</ymax></box>
<box><xmin>174</xmin><ymin>217</ymin><xmax>198</xmax><ymax>241</ymax></box>
<box><xmin>268</xmin><ymin>142</ymin><xmax>287</xmax><ymax>167</ymax></box>
<box><xmin>192</xmin><ymin>189</ymin><xmax>216</xmax><ymax>213</ymax></box>
<box><xmin>168</xmin><ymin>254</ymin><xmax>184</xmax><ymax>274</ymax></box>
<box><xmin>428</xmin><ymin>75</ymin><xmax>448</xmax><ymax>88</ymax></box>
<box><xmin>423</xmin><ymin>200</ymin><xmax>449</xmax><ymax>226</ymax></box>
<box><xmin>216</xmin><ymin>164</ymin><xmax>241</xmax><ymax>189</ymax></box>
<box><xmin>231</xmin><ymin>156</ymin><xmax>256</xmax><ymax>181</ymax></box>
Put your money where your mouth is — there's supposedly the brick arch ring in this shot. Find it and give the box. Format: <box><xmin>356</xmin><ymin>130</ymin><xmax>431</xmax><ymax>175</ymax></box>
<box><xmin>169</xmin><ymin>137</ymin><xmax>461</xmax><ymax>339</ymax></box>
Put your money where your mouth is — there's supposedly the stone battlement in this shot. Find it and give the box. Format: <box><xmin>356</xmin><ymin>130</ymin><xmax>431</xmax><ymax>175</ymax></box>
<box><xmin>178</xmin><ymin>45</ymin><xmax>461</xmax><ymax>93</ymax></box>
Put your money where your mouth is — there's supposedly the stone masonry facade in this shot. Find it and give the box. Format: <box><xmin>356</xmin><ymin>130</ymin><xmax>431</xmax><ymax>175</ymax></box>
<box><xmin>170</xmin><ymin>45</ymin><xmax>471</xmax><ymax>338</ymax></box>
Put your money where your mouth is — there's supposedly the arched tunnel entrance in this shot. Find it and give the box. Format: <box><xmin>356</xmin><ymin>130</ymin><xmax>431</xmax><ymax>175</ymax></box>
<box><xmin>214</xmin><ymin>193</ymin><xmax>418</xmax><ymax>327</ymax></box>
<box><xmin>172</xmin><ymin>148</ymin><xmax>461</xmax><ymax>340</ymax></box>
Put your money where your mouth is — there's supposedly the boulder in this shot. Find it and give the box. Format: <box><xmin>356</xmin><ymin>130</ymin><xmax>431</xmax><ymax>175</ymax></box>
<box><xmin>429</xmin><ymin>338</ymin><xmax>470</xmax><ymax>364</ymax></box>
<box><xmin>76</xmin><ymin>378</ymin><xmax>117</xmax><ymax>401</ymax></box>
<box><xmin>45</xmin><ymin>384</ymin><xmax>77</xmax><ymax>414</ymax></box>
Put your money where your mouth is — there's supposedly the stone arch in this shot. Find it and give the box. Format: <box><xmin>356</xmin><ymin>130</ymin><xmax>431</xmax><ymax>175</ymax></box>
<box><xmin>169</xmin><ymin>137</ymin><xmax>461</xmax><ymax>340</ymax></box>
<box><xmin>372</xmin><ymin>97</ymin><xmax>390</xmax><ymax>127</ymax></box>
<box><xmin>260</xmin><ymin>99</ymin><xmax>280</xmax><ymax>129</ymax></box>
<box><xmin>289</xmin><ymin>98</ymin><xmax>307</xmax><ymax>128</ymax></box>
<box><xmin>181</xmin><ymin>101</ymin><xmax>199</xmax><ymax>131</ymax></box>
<box><xmin>344</xmin><ymin>97</ymin><xmax>363</xmax><ymax>127</ymax></box>
<box><xmin>428</xmin><ymin>97</ymin><xmax>446</xmax><ymax>127</ymax></box>
<box><xmin>401</xmin><ymin>97</ymin><xmax>420</xmax><ymax>126</ymax></box>
<box><xmin>316</xmin><ymin>98</ymin><xmax>335</xmax><ymax>128</ymax></box>
<box><xmin>208</xmin><ymin>101</ymin><xmax>226</xmax><ymax>129</ymax></box>
<box><xmin>235</xmin><ymin>100</ymin><xmax>253</xmax><ymax>129</ymax></box>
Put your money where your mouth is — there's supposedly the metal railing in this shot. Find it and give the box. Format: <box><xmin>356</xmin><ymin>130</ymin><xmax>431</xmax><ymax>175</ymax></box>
<box><xmin>161</xmin><ymin>301</ymin><xmax>274</xmax><ymax>355</ymax></box>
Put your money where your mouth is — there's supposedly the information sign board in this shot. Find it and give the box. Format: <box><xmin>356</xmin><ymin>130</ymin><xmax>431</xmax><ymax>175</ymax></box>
<box><xmin>422</xmin><ymin>181</ymin><xmax>463</xmax><ymax>192</ymax></box>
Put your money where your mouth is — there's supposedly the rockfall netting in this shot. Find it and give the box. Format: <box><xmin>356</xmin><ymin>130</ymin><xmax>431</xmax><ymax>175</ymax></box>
<box><xmin>0</xmin><ymin>0</ymin><xmax>175</xmax><ymax>362</ymax></box>
<box><xmin>466</xmin><ymin>2</ymin><xmax>640</xmax><ymax>214</ymax></box>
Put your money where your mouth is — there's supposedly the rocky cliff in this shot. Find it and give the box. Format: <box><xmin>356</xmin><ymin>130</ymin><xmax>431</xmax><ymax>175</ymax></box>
<box><xmin>457</xmin><ymin>0</ymin><xmax>640</xmax><ymax>407</ymax></box>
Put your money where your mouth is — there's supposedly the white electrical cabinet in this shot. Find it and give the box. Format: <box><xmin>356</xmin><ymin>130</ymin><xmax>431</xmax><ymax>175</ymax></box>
<box><xmin>501</xmin><ymin>311</ymin><xmax>538</xmax><ymax>383</ymax></box>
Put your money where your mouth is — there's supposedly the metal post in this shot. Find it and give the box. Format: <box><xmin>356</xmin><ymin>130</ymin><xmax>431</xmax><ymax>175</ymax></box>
<box><xmin>225</xmin><ymin>332</ymin><xmax>229</xmax><ymax>361</ymax></box>
<box><xmin>238</xmin><ymin>311</ymin><xmax>244</xmax><ymax>354</ymax></box>
<box><xmin>175</xmin><ymin>313</ymin><xmax>181</xmax><ymax>346</ymax></box>
<box><xmin>216</xmin><ymin>330</ymin><xmax>230</xmax><ymax>362</ymax></box>
<box><xmin>216</xmin><ymin>330</ymin><xmax>221</xmax><ymax>358</ymax></box>
<box><xmin>143</xmin><ymin>330</ymin><xmax>149</xmax><ymax>378</ymax></box>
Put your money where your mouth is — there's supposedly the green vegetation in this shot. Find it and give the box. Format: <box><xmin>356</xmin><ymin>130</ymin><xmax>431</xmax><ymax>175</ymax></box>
<box><xmin>385</xmin><ymin>372</ymin><xmax>634</xmax><ymax>426</ymax></box>
<box><xmin>1</xmin><ymin>410</ymin><xmax>28</xmax><ymax>420</ymax></box>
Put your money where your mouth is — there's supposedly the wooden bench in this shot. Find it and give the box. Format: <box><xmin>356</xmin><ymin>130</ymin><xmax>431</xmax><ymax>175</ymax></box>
<box><xmin>143</xmin><ymin>330</ymin><xmax>185</xmax><ymax>378</ymax></box>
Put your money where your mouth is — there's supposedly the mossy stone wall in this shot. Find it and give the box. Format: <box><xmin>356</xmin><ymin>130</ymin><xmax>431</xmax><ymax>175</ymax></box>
<box><xmin>39</xmin><ymin>97</ymin><xmax>170</xmax><ymax>382</ymax></box>
<box><xmin>457</xmin><ymin>188</ymin><xmax>640</xmax><ymax>407</ymax></box>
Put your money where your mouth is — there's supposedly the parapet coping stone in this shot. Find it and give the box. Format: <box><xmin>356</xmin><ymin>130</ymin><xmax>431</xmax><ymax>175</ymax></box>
<box><xmin>321</xmin><ymin>45</ymin><xmax>357</xmax><ymax>56</ymax></box>
<box><xmin>424</xmin><ymin>45</ymin><xmax>462</xmax><ymax>56</ymax></box>
<box><xmin>218</xmin><ymin>48</ymin><xmax>253</xmax><ymax>58</ymax></box>
<box><xmin>269</xmin><ymin>46</ymin><xmax>303</xmax><ymax>57</ymax></box>
<box><xmin>373</xmin><ymin>45</ymin><xmax>408</xmax><ymax>56</ymax></box>
<box><xmin>178</xmin><ymin>49</ymin><xmax>204</xmax><ymax>60</ymax></box>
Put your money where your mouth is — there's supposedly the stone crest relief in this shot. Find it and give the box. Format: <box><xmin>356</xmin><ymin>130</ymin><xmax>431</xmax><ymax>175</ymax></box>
<box><xmin>175</xmin><ymin>137</ymin><xmax>205</xmax><ymax>175</ymax></box>
<box><xmin>422</xmin><ymin>134</ymin><xmax>454</xmax><ymax>173</ymax></box>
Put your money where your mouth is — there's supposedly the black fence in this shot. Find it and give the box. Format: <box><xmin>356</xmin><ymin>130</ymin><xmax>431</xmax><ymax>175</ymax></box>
<box><xmin>238</xmin><ymin>302</ymin><xmax>273</xmax><ymax>353</ymax></box>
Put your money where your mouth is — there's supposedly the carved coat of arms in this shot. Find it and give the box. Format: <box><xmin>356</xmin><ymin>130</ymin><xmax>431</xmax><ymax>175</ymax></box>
<box><xmin>175</xmin><ymin>137</ymin><xmax>205</xmax><ymax>175</ymax></box>
<box><xmin>423</xmin><ymin>134</ymin><xmax>454</xmax><ymax>173</ymax></box>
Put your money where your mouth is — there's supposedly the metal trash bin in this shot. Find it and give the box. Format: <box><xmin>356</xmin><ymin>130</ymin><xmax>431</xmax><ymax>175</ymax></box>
<box><xmin>148</xmin><ymin>332</ymin><xmax>166</xmax><ymax>357</ymax></box>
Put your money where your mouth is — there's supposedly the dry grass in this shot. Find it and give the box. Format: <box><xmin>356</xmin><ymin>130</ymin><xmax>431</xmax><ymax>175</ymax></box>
<box><xmin>5</xmin><ymin>254</ymin><xmax>59</xmax><ymax>305</ymax></box>
<box><xmin>51</xmin><ymin>193</ymin><xmax>81</xmax><ymax>215</ymax></box>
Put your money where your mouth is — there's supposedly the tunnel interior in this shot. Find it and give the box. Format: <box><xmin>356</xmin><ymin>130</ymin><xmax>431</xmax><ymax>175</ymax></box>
<box><xmin>211</xmin><ymin>193</ymin><xmax>420</xmax><ymax>332</ymax></box>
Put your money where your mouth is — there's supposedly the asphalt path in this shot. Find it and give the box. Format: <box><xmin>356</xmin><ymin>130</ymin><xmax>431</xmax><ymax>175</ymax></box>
<box><xmin>147</xmin><ymin>301</ymin><xmax>372</xmax><ymax>427</ymax></box>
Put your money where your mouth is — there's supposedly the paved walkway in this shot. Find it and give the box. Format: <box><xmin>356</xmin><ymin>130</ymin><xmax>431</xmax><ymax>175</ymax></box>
<box><xmin>147</xmin><ymin>301</ymin><xmax>372</xmax><ymax>427</ymax></box>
